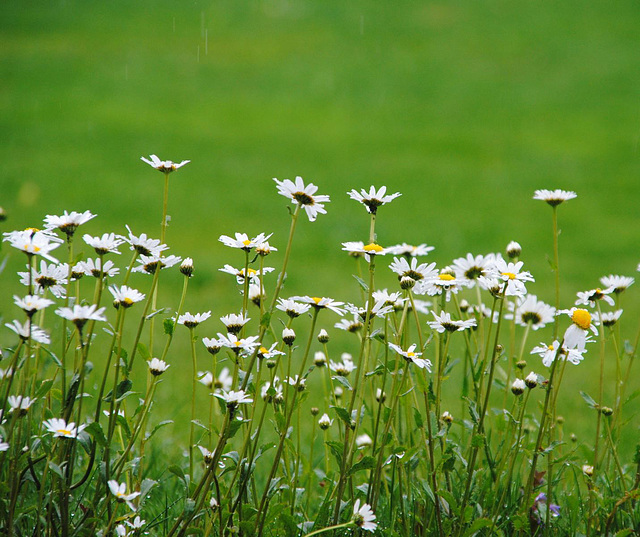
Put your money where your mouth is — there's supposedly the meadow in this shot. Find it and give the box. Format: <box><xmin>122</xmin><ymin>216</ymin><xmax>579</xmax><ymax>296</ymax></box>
<box><xmin>1</xmin><ymin>1</ymin><xmax>639</xmax><ymax>535</ymax></box>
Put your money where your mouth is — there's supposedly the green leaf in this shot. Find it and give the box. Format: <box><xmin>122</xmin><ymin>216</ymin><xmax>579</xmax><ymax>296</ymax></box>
<box><xmin>163</xmin><ymin>318</ymin><xmax>174</xmax><ymax>336</ymax></box>
<box><xmin>332</xmin><ymin>375</ymin><xmax>352</xmax><ymax>390</ymax></box>
<box><xmin>103</xmin><ymin>379</ymin><xmax>133</xmax><ymax>403</ymax></box>
<box><xmin>352</xmin><ymin>274</ymin><xmax>369</xmax><ymax>292</ymax></box>
<box><xmin>260</xmin><ymin>312</ymin><xmax>272</xmax><ymax>329</ymax></box>
<box><xmin>168</xmin><ymin>465</ymin><xmax>186</xmax><ymax>483</ymax></box>
<box><xmin>40</xmin><ymin>347</ymin><xmax>62</xmax><ymax>367</ymax></box>
<box><xmin>580</xmin><ymin>391</ymin><xmax>597</xmax><ymax>409</ymax></box>
<box><xmin>331</xmin><ymin>405</ymin><xmax>352</xmax><ymax>427</ymax></box>
<box><xmin>48</xmin><ymin>462</ymin><xmax>65</xmax><ymax>480</ymax></box>
<box><xmin>85</xmin><ymin>422</ymin><xmax>107</xmax><ymax>447</ymax></box>
<box><xmin>413</xmin><ymin>406</ymin><xmax>424</xmax><ymax>429</ymax></box>
<box><xmin>326</xmin><ymin>441</ymin><xmax>344</xmax><ymax>467</ymax></box>
<box><xmin>462</xmin><ymin>518</ymin><xmax>494</xmax><ymax>537</ymax></box>
<box><xmin>228</xmin><ymin>418</ymin><xmax>248</xmax><ymax>439</ymax></box>
<box><xmin>346</xmin><ymin>455</ymin><xmax>375</xmax><ymax>477</ymax></box>
<box><xmin>146</xmin><ymin>420</ymin><xmax>173</xmax><ymax>441</ymax></box>
<box><xmin>35</xmin><ymin>379</ymin><xmax>54</xmax><ymax>398</ymax></box>
<box><xmin>137</xmin><ymin>343</ymin><xmax>150</xmax><ymax>360</ymax></box>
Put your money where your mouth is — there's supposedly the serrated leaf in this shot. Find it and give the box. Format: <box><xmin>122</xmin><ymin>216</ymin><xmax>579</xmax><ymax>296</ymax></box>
<box><xmin>462</xmin><ymin>518</ymin><xmax>493</xmax><ymax>537</ymax></box>
<box><xmin>326</xmin><ymin>441</ymin><xmax>344</xmax><ymax>467</ymax></box>
<box><xmin>346</xmin><ymin>455</ymin><xmax>375</xmax><ymax>477</ymax></box>
<box><xmin>331</xmin><ymin>406</ymin><xmax>351</xmax><ymax>426</ymax></box>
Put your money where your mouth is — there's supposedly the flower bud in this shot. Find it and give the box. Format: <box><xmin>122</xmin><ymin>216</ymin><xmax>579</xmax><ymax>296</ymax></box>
<box><xmin>310</xmin><ymin>407</ymin><xmax>319</xmax><ymax>416</ymax></box>
<box><xmin>506</xmin><ymin>241</ymin><xmax>521</xmax><ymax>259</ymax></box>
<box><xmin>317</xmin><ymin>329</ymin><xmax>330</xmax><ymax>343</ymax></box>
<box><xmin>601</xmin><ymin>406</ymin><xmax>613</xmax><ymax>416</ymax></box>
<box><xmin>582</xmin><ymin>464</ymin><xmax>594</xmax><ymax>477</ymax></box>
<box><xmin>516</xmin><ymin>360</ymin><xmax>527</xmax><ymax>370</ymax></box>
<box><xmin>282</xmin><ymin>328</ymin><xmax>296</xmax><ymax>346</ymax></box>
<box><xmin>314</xmin><ymin>351</ymin><xmax>327</xmax><ymax>367</ymax></box>
<box><xmin>459</xmin><ymin>299</ymin><xmax>470</xmax><ymax>313</ymax></box>
<box><xmin>180</xmin><ymin>257</ymin><xmax>194</xmax><ymax>277</ymax></box>
<box><xmin>511</xmin><ymin>378</ymin><xmax>526</xmax><ymax>396</ymax></box>
<box><xmin>318</xmin><ymin>413</ymin><xmax>332</xmax><ymax>430</ymax></box>
<box><xmin>524</xmin><ymin>372</ymin><xmax>538</xmax><ymax>389</ymax></box>
<box><xmin>441</xmin><ymin>411</ymin><xmax>453</xmax><ymax>424</ymax></box>
<box><xmin>375</xmin><ymin>388</ymin><xmax>386</xmax><ymax>403</ymax></box>
<box><xmin>400</xmin><ymin>276</ymin><xmax>415</xmax><ymax>290</ymax></box>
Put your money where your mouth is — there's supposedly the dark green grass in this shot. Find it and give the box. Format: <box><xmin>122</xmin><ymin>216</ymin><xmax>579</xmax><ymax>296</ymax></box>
<box><xmin>1</xmin><ymin>0</ymin><xmax>639</xmax><ymax>460</ymax></box>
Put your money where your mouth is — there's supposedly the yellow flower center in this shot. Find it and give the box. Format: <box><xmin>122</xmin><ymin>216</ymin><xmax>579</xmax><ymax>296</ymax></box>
<box><xmin>247</xmin><ymin>269</ymin><xmax>257</xmax><ymax>275</ymax></box>
<box><xmin>57</xmin><ymin>428</ymin><xmax>72</xmax><ymax>436</ymax></box>
<box><xmin>547</xmin><ymin>345</ymin><xmax>554</xmax><ymax>351</ymax></box>
<box><xmin>123</xmin><ymin>298</ymin><xmax>133</xmax><ymax>306</ymax></box>
<box><xmin>259</xmin><ymin>346</ymin><xmax>268</xmax><ymax>354</ymax></box>
<box><xmin>312</xmin><ymin>297</ymin><xmax>322</xmax><ymax>304</ymax></box>
<box><xmin>502</xmin><ymin>272</ymin><xmax>516</xmax><ymax>280</ymax></box>
<box><xmin>234</xmin><ymin>341</ymin><xmax>242</xmax><ymax>346</ymax></box>
<box><xmin>242</xmin><ymin>239</ymin><xmax>251</xmax><ymax>246</ymax></box>
<box><xmin>363</xmin><ymin>243</ymin><xmax>383</xmax><ymax>253</ymax></box>
<box><xmin>438</xmin><ymin>274</ymin><xmax>455</xmax><ymax>281</ymax></box>
<box><xmin>407</xmin><ymin>352</ymin><xmax>415</xmax><ymax>357</ymax></box>
<box><xmin>571</xmin><ymin>309</ymin><xmax>591</xmax><ymax>330</ymax></box>
<box><xmin>25</xmin><ymin>227</ymin><xmax>40</xmax><ymax>233</ymax></box>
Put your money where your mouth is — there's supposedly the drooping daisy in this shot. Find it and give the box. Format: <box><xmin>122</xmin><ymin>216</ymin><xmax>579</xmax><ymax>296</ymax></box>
<box><xmin>202</xmin><ymin>336</ymin><xmax>224</xmax><ymax>355</ymax></box>
<box><xmin>8</xmin><ymin>395</ymin><xmax>36</xmax><ymax>416</ymax></box>
<box><xmin>44</xmin><ymin>210</ymin><xmax>96</xmax><ymax>238</ymax></box>
<box><xmin>347</xmin><ymin>185</ymin><xmax>401</xmax><ymax>214</ymax></box>
<box><xmin>533</xmin><ymin>189</ymin><xmax>577</xmax><ymax>206</ymax></box>
<box><xmin>219</xmin><ymin>232</ymin><xmax>272</xmax><ymax>251</ymax></box>
<box><xmin>512</xmin><ymin>295</ymin><xmax>556</xmax><ymax>330</ymax></box>
<box><xmin>109</xmin><ymin>285</ymin><xmax>145</xmax><ymax>308</ymax></box>
<box><xmin>594</xmin><ymin>309</ymin><xmax>623</xmax><ymax>328</ymax></box>
<box><xmin>575</xmin><ymin>287</ymin><xmax>615</xmax><ymax>308</ymax></box>
<box><xmin>132</xmin><ymin>254</ymin><xmax>182</xmax><ymax>274</ymax></box>
<box><xmin>219</xmin><ymin>264</ymin><xmax>275</xmax><ymax>284</ymax></box>
<box><xmin>43</xmin><ymin>417</ymin><xmax>86</xmax><ymax>439</ymax></box>
<box><xmin>290</xmin><ymin>296</ymin><xmax>346</xmax><ymax>315</ymax></box>
<box><xmin>452</xmin><ymin>253</ymin><xmax>497</xmax><ymax>287</ymax></box>
<box><xmin>356</xmin><ymin>434</ymin><xmax>373</xmax><ymax>448</ymax></box>
<box><xmin>352</xmin><ymin>499</ymin><xmax>377</xmax><ymax>532</ymax></box>
<box><xmin>220</xmin><ymin>313</ymin><xmax>250</xmax><ymax>334</ymax></box>
<box><xmin>273</xmin><ymin>176</ymin><xmax>330</xmax><ymax>222</ymax></box>
<box><xmin>257</xmin><ymin>343</ymin><xmax>285</xmax><ymax>360</ymax></box>
<box><xmin>83</xmin><ymin>232</ymin><xmax>124</xmax><ymax>255</ymax></box>
<box><xmin>389</xmin><ymin>257</ymin><xmax>438</xmax><ymax>283</ymax></box>
<box><xmin>147</xmin><ymin>358</ymin><xmax>170</xmax><ymax>376</ymax></box>
<box><xmin>3</xmin><ymin>229</ymin><xmax>62</xmax><ymax>263</ymax></box>
<box><xmin>141</xmin><ymin>154</ymin><xmax>190</xmax><ymax>173</ymax></box>
<box><xmin>121</xmin><ymin>226</ymin><xmax>169</xmax><ymax>257</ymax></box>
<box><xmin>13</xmin><ymin>295</ymin><xmax>55</xmax><ymax>317</ymax></box>
<box><xmin>18</xmin><ymin>260</ymin><xmax>69</xmax><ymax>298</ymax></box>
<box><xmin>342</xmin><ymin>241</ymin><xmax>387</xmax><ymax>262</ymax></box>
<box><xmin>77</xmin><ymin>258</ymin><xmax>120</xmax><ymax>278</ymax></box>
<box><xmin>388</xmin><ymin>342</ymin><xmax>432</xmax><ymax>370</ymax></box>
<box><xmin>558</xmin><ymin>308</ymin><xmax>598</xmax><ymax>351</ymax></box>
<box><xmin>386</xmin><ymin>242</ymin><xmax>435</xmax><ymax>257</ymax></box>
<box><xmin>177</xmin><ymin>311</ymin><xmax>212</xmax><ymax>329</ymax></box>
<box><xmin>55</xmin><ymin>304</ymin><xmax>107</xmax><ymax>330</ymax></box>
<box><xmin>5</xmin><ymin>320</ymin><xmax>50</xmax><ymax>344</ymax></box>
<box><xmin>276</xmin><ymin>298</ymin><xmax>311</xmax><ymax>318</ymax></box>
<box><xmin>108</xmin><ymin>480</ymin><xmax>141</xmax><ymax>510</ymax></box>
<box><xmin>428</xmin><ymin>311</ymin><xmax>476</xmax><ymax>334</ymax></box>
<box><xmin>600</xmin><ymin>275</ymin><xmax>634</xmax><ymax>294</ymax></box>
<box><xmin>531</xmin><ymin>340</ymin><xmax>585</xmax><ymax>367</ymax></box>
<box><xmin>334</xmin><ymin>315</ymin><xmax>364</xmax><ymax>333</ymax></box>
<box><xmin>494</xmin><ymin>258</ymin><xmax>535</xmax><ymax>297</ymax></box>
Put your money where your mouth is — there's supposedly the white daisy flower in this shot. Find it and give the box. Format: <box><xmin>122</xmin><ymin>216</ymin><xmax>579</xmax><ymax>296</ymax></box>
<box><xmin>219</xmin><ymin>232</ymin><xmax>272</xmax><ymax>251</ymax></box>
<box><xmin>388</xmin><ymin>342</ymin><xmax>432</xmax><ymax>370</ymax></box>
<box><xmin>257</xmin><ymin>343</ymin><xmax>285</xmax><ymax>360</ymax></box>
<box><xmin>290</xmin><ymin>296</ymin><xmax>346</xmax><ymax>316</ymax></box>
<box><xmin>273</xmin><ymin>176</ymin><xmax>330</xmax><ymax>222</ymax></box>
<box><xmin>77</xmin><ymin>258</ymin><xmax>120</xmax><ymax>278</ymax></box>
<box><xmin>108</xmin><ymin>480</ymin><xmax>141</xmax><ymax>510</ymax></box>
<box><xmin>347</xmin><ymin>185</ymin><xmax>401</xmax><ymax>214</ymax></box>
<box><xmin>524</xmin><ymin>372</ymin><xmax>538</xmax><ymax>389</ymax></box>
<box><xmin>600</xmin><ymin>275</ymin><xmax>634</xmax><ymax>294</ymax></box>
<box><xmin>0</xmin><ymin>437</ymin><xmax>8</xmax><ymax>452</ymax></box>
<box><xmin>13</xmin><ymin>295</ymin><xmax>55</xmax><ymax>316</ymax></box>
<box><xmin>198</xmin><ymin>445</ymin><xmax>214</xmax><ymax>464</ymax></box>
<box><xmin>334</xmin><ymin>315</ymin><xmax>364</xmax><ymax>333</ymax></box>
<box><xmin>219</xmin><ymin>264</ymin><xmax>275</xmax><ymax>284</ymax></box>
<box><xmin>109</xmin><ymin>285</ymin><xmax>145</xmax><ymax>308</ymax></box>
<box><xmin>5</xmin><ymin>320</ymin><xmax>50</xmax><ymax>344</ymax></box>
<box><xmin>132</xmin><ymin>254</ymin><xmax>182</xmax><ymax>274</ymax></box>
<box><xmin>125</xmin><ymin>516</ymin><xmax>146</xmax><ymax>530</ymax></box>
<box><xmin>575</xmin><ymin>287</ymin><xmax>615</xmax><ymax>308</ymax></box>
<box><xmin>593</xmin><ymin>309</ymin><xmax>623</xmax><ymax>328</ymax></box>
<box><xmin>55</xmin><ymin>304</ymin><xmax>107</xmax><ymax>330</ymax></box>
<box><xmin>428</xmin><ymin>311</ymin><xmax>476</xmax><ymax>334</ymax></box>
<box><xmin>8</xmin><ymin>395</ymin><xmax>36</xmax><ymax>415</ymax></box>
<box><xmin>282</xmin><ymin>328</ymin><xmax>296</xmax><ymax>345</ymax></box>
<box><xmin>18</xmin><ymin>260</ymin><xmax>68</xmax><ymax>298</ymax></box>
<box><xmin>352</xmin><ymin>499</ymin><xmax>377</xmax><ymax>532</ymax></box>
<box><xmin>511</xmin><ymin>378</ymin><xmax>526</xmax><ymax>395</ymax></box>
<box><xmin>217</xmin><ymin>333</ymin><xmax>261</xmax><ymax>354</ymax></box>
<box><xmin>533</xmin><ymin>189</ymin><xmax>577</xmax><ymax>206</ymax></box>
<box><xmin>389</xmin><ymin>257</ymin><xmax>438</xmax><ymax>283</ymax></box>
<box><xmin>148</xmin><ymin>358</ymin><xmax>170</xmax><ymax>376</ymax></box>
<box><xmin>177</xmin><ymin>311</ymin><xmax>212</xmax><ymax>328</ymax></box>
<box><xmin>329</xmin><ymin>355</ymin><xmax>357</xmax><ymax>376</ymax></box>
<box><xmin>83</xmin><ymin>232</ymin><xmax>124</xmax><ymax>255</ymax></box>
<box><xmin>121</xmin><ymin>225</ymin><xmax>169</xmax><ymax>257</ymax></box>
<box><xmin>43</xmin><ymin>418</ymin><xmax>87</xmax><ymax>439</ymax></box>
<box><xmin>342</xmin><ymin>241</ymin><xmax>387</xmax><ymax>262</ymax></box>
<box><xmin>372</xmin><ymin>289</ymin><xmax>405</xmax><ymax>309</ymax></box>
<box><xmin>276</xmin><ymin>298</ymin><xmax>311</xmax><ymax>318</ymax></box>
<box><xmin>512</xmin><ymin>295</ymin><xmax>556</xmax><ymax>330</ymax></box>
<box><xmin>531</xmin><ymin>340</ymin><xmax>585</xmax><ymax>367</ymax></box>
<box><xmin>386</xmin><ymin>242</ymin><xmax>435</xmax><ymax>257</ymax></box>
<box><xmin>421</xmin><ymin>270</ymin><xmax>469</xmax><ymax>296</ymax></box>
<box><xmin>452</xmin><ymin>253</ymin><xmax>497</xmax><ymax>287</ymax></box>
<box><xmin>220</xmin><ymin>313</ymin><xmax>250</xmax><ymax>334</ymax></box>
<box><xmin>558</xmin><ymin>308</ymin><xmax>598</xmax><ymax>351</ymax></box>
<box><xmin>215</xmin><ymin>390</ymin><xmax>253</xmax><ymax>408</ymax></box>
<box><xmin>44</xmin><ymin>210</ymin><xmax>96</xmax><ymax>237</ymax></box>
<box><xmin>3</xmin><ymin>229</ymin><xmax>62</xmax><ymax>263</ymax></box>
<box><xmin>141</xmin><ymin>154</ymin><xmax>190</xmax><ymax>173</ymax></box>
<box><xmin>198</xmin><ymin>371</ymin><xmax>214</xmax><ymax>389</ymax></box>
<box><xmin>202</xmin><ymin>336</ymin><xmax>225</xmax><ymax>355</ymax></box>
<box><xmin>286</xmin><ymin>375</ymin><xmax>307</xmax><ymax>391</ymax></box>
<box><xmin>494</xmin><ymin>258</ymin><xmax>534</xmax><ymax>297</ymax></box>
<box><xmin>356</xmin><ymin>434</ymin><xmax>373</xmax><ymax>448</ymax></box>
<box><xmin>261</xmin><ymin>378</ymin><xmax>284</xmax><ymax>403</ymax></box>
<box><xmin>255</xmin><ymin>240</ymin><xmax>277</xmax><ymax>256</ymax></box>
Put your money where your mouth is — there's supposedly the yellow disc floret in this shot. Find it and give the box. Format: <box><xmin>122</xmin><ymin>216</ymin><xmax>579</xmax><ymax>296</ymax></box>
<box><xmin>438</xmin><ymin>274</ymin><xmax>455</xmax><ymax>281</ymax></box>
<box><xmin>363</xmin><ymin>243</ymin><xmax>384</xmax><ymax>253</ymax></box>
<box><xmin>571</xmin><ymin>309</ymin><xmax>592</xmax><ymax>330</ymax></box>
<box><xmin>312</xmin><ymin>297</ymin><xmax>322</xmax><ymax>305</ymax></box>
<box><xmin>501</xmin><ymin>272</ymin><xmax>517</xmax><ymax>280</ymax></box>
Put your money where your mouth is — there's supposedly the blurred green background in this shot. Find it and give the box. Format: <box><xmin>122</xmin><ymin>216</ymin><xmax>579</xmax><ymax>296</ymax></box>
<box><xmin>1</xmin><ymin>1</ymin><xmax>639</xmax><ymax>458</ymax></box>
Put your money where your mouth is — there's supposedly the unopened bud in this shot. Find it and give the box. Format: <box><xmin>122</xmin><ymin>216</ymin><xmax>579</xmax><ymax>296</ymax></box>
<box><xmin>317</xmin><ymin>329</ymin><xmax>329</xmax><ymax>343</ymax></box>
<box><xmin>282</xmin><ymin>328</ymin><xmax>296</xmax><ymax>346</ymax></box>
<box><xmin>511</xmin><ymin>378</ymin><xmax>526</xmax><ymax>396</ymax></box>
<box><xmin>506</xmin><ymin>241</ymin><xmax>521</xmax><ymax>259</ymax></box>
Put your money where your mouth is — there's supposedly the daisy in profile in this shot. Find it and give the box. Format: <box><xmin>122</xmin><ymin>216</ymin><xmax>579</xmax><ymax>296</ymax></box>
<box><xmin>219</xmin><ymin>264</ymin><xmax>275</xmax><ymax>285</ymax></box>
<box><xmin>219</xmin><ymin>232</ymin><xmax>272</xmax><ymax>251</ymax></box>
<box><xmin>428</xmin><ymin>311</ymin><xmax>476</xmax><ymax>334</ymax></box>
<box><xmin>121</xmin><ymin>226</ymin><xmax>169</xmax><ymax>257</ymax></box>
<box><xmin>215</xmin><ymin>390</ymin><xmax>253</xmax><ymax>409</ymax></box>
<box><xmin>558</xmin><ymin>307</ymin><xmax>598</xmax><ymax>351</ymax></box>
<box><xmin>386</xmin><ymin>242</ymin><xmax>435</xmax><ymax>257</ymax></box>
<box><xmin>342</xmin><ymin>241</ymin><xmax>387</xmax><ymax>262</ymax></box>
<box><xmin>388</xmin><ymin>342</ymin><xmax>432</xmax><ymax>370</ymax></box>
<box><xmin>177</xmin><ymin>311</ymin><xmax>212</xmax><ymax>329</ymax></box>
<box><xmin>3</xmin><ymin>229</ymin><xmax>62</xmax><ymax>263</ymax></box>
<box><xmin>44</xmin><ymin>210</ymin><xmax>96</xmax><ymax>238</ymax></box>
<box><xmin>329</xmin><ymin>354</ymin><xmax>357</xmax><ymax>376</ymax></box>
<box><xmin>13</xmin><ymin>295</ymin><xmax>54</xmax><ymax>317</ymax></box>
<box><xmin>352</xmin><ymin>499</ymin><xmax>377</xmax><ymax>532</ymax></box>
<box><xmin>55</xmin><ymin>304</ymin><xmax>107</xmax><ymax>330</ymax></box>
<box><xmin>511</xmin><ymin>295</ymin><xmax>556</xmax><ymax>330</ymax></box>
<box><xmin>273</xmin><ymin>176</ymin><xmax>330</xmax><ymax>222</ymax></box>
<box><xmin>6</xmin><ymin>320</ymin><xmax>51</xmax><ymax>344</ymax></box>
<box><xmin>148</xmin><ymin>358</ymin><xmax>170</xmax><ymax>376</ymax></box>
<box><xmin>202</xmin><ymin>336</ymin><xmax>225</xmax><ymax>355</ymax></box>
<box><xmin>275</xmin><ymin>298</ymin><xmax>311</xmax><ymax>318</ymax></box>
<box><xmin>217</xmin><ymin>333</ymin><xmax>261</xmax><ymax>355</ymax></box>
<box><xmin>43</xmin><ymin>417</ymin><xmax>86</xmax><ymax>439</ymax></box>
<box><xmin>594</xmin><ymin>309</ymin><xmax>623</xmax><ymax>328</ymax></box>
<box><xmin>132</xmin><ymin>253</ymin><xmax>182</xmax><ymax>274</ymax></box>
<box><xmin>77</xmin><ymin>258</ymin><xmax>120</xmax><ymax>278</ymax></box>
<box><xmin>347</xmin><ymin>185</ymin><xmax>401</xmax><ymax>214</ymax></box>
<box><xmin>533</xmin><ymin>189</ymin><xmax>577</xmax><ymax>206</ymax></box>
<box><xmin>220</xmin><ymin>313</ymin><xmax>250</xmax><ymax>334</ymax></box>
<box><xmin>108</xmin><ymin>480</ymin><xmax>141</xmax><ymax>510</ymax></box>
<box><xmin>290</xmin><ymin>296</ymin><xmax>346</xmax><ymax>315</ymax></box>
<box><xmin>109</xmin><ymin>285</ymin><xmax>145</xmax><ymax>308</ymax></box>
<box><xmin>600</xmin><ymin>274</ymin><xmax>634</xmax><ymax>295</ymax></box>
<box><xmin>83</xmin><ymin>232</ymin><xmax>124</xmax><ymax>255</ymax></box>
<box><xmin>8</xmin><ymin>395</ymin><xmax>36</xmax><ymax>416</ymax></box>
<box><xmin>335</xmin><ymin>315</ymin><xmax>364</xmax><ymax>333</ymax></box>
<box><xmin>141</xmin><ymin>154</ymin><xmax>190</xmax><ymax>173</ymax></box>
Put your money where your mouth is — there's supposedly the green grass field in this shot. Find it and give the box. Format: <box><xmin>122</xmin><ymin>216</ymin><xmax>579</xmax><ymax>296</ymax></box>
<box><xmin>2</xmin><ymin>0</ymin><xmax>639</xmax><ymax>460</ymax></box>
